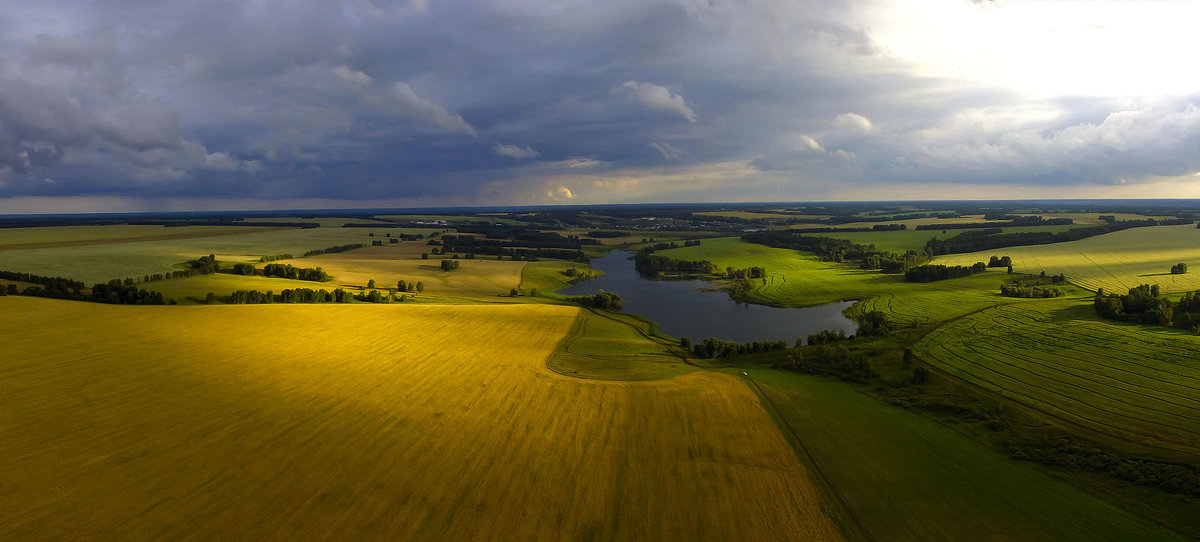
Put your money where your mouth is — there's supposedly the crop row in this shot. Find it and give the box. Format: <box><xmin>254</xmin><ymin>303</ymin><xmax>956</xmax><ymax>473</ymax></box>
<box><xmin>916</xmin><ymin>302</ymin><xmax>1200</xmax><ymax>452</ymax></box>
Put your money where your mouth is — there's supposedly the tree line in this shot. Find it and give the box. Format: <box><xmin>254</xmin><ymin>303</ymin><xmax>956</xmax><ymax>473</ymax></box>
<box><xmin>217</xmin><ymin>287</ymin><xmax>418</xmax><ymax>304</ymax></box>
<box><xmin>725</xmin><ymin>266</ymin><xmax>766</xmax><ymax>279</ymax></box>
<box><xmin>0</xmin><ymin>269</ymin><xmax>85</xmax><ymax>289</ymax></box>
<box><xmin>570</xmin><ymin>291</ymin><xmax>622</xmax><ymax>310</ymax></box>
<box><xmin>3</xmin><ymin>277</ymin><xmax>168</xmax><ymax>305</ymax></box>
<box><xmin>742</xmin><ymin>230</ymin><xmax>921</xmax><ymax>273</ymax></box>
<box><xmin>633</xmin><ymin>253</ymin><xmax>715</xmax><ymax>277</ymax></box>
<box><xmin>302</xmin><ymin>243</ymin><xmax>363</xmax><ymax>257</ymax></box>
<box><xmin>260</xmin><ymin>263</ymin><xmax>331</xmax><ymax>281</ymax></box>
<box><xmin>925</xmin><ymin>219</ymin><xmax>1180</xmax><ymax>256</ymax></box>
<box><xmin>685</xmin><ymin>337</ymin><xmax>789</xmax><ymax>359</ymax></box>
<box><xmin>917</xmin><ymin>216</ymin><xmax>1074</xmax><ymax>230</ymax></box>
<box><xmin>1094</xmin><ymin>284</ymin><xmax>1200</xmax><ymax>332</ymax></box>
<box><xmin>432</xmin><ymin>237</ymin><xmax>586</xmax><ymax>261</ymax></box>
<box><xmin>1000</xmin><ymin>283</ymin><xmax>1064</xmax><ymax>298</ymax></box>
<box><xmin>904</xmin><ymin>262</ymin><xmax>987</xmax><ymax>282</ymax></box>
<box><xmin>636</xmin><ymin>240</ymin><xmax>703</xmax><ymax>254</ymax></box>
<box><xmin>987</xmin><ymin>255</ymin><xmax>1012</xmax><ymax>268</ymax></box>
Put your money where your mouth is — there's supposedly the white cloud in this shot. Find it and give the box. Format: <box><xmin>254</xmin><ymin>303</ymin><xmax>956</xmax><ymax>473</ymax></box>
<box><xmin>650</xmin><ymin>141</ymin><xmax>683</xmax><ymax>160</ymax></box>
<box><xmin>494</xmin><ymin>143</ymin><xmax>540</xmax><ymax>159</ymax></box>
<box><xmin>615</xmin><ymin>81</ymin><xmax>698</xmax><ymax>123</ymax></box>
<box><xmin>835</xmin><ymin>112</ymin><xmax>873</xmax><ymax>132</ymax></box>
<box><xmin>553</xmin><ymin>157</ymin><xmax>603</xmax><ymax>169</ymax></box>
<box><xmin>793</xmin><ymin>134</ymin><xmax>825</xmax><ymax>153</ymax></box>
<box><xmin>332</xmin><ymin>65</ymin><xmax>373</xmax><ymax>86</ymax></box>
<box><xmin>547</xmin><ymin>186</ymin><xmax>575</xmax><ymax>199</ymax></box>
<box><xmin>391</xmin><ymin>81</ymin><xmax>477</xmax><ymax>137</ymax></box>
<box><xmin>863</xmin><ymin>1</ymin><xmax>1200</xmax><ymax>97</ymax></box>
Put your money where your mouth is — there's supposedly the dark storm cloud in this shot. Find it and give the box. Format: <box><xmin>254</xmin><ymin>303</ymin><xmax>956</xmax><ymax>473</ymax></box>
<box><xmin>1</xmin><ymin>0</ymin><xmax>1199</xmax><ymax>207</ymax></box>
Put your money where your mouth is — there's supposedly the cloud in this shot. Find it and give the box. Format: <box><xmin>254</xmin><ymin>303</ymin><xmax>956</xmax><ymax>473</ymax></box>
<box><xmin>332</xmin><ymin>65</ymin><xmax>373</xmax><ymax>86</ymax></box>
<box><xmin>650</xmin><ymin>141</ymin><xmax>684</xmax><ymax>160</ymax></box>
<box><xmin>615</xmin><ymin>81</ymin><xmax>698</xmax><ymax>123</ymax></box>
<box><xmin>391</xmin><ymin>81</ymin><xmax>477</xmax><ymax>137</ymax></box>
<box><xmin>3</xmin><ymin>0</ymin><xmax>1200</xmax><ymax>205</ymax></box>
<box><xmin>547</xmin><ymin>185</ymin><xmax>574</xmax><ymax>199</ymax></box>
<box><xmin>793</xmin><ymin>135</ymin><xmax>825</xmax><ymax>153</ymax></box>
<box><xmin>494</xmin><ymin>143</ymin><xmax>540</xmax><ymax>159</ymax></box>
<box><xmin>550</xmin><ymin>158</ymin><xmax>604</xmax><ymax>169</ymax></box>
<box><xmin>835</xmin><ymin>112</ymin><xmax>873</xmax><ymax>132</ymax></box>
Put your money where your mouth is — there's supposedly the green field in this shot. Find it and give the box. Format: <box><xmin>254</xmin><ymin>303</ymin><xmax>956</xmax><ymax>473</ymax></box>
<box><xmin>655</xmin><ymin>237</ymin><xmax>1010</xmax><ymax>323</ymax></box>
<box><xmin>547</xmin><ymin>309</ymin><xmax>694</xmax><ymax>381</ymax></box>
<box><xmin>0</xmin><ymin>225</ymin><xmax>276</xmax><ymax>247</ymax></box>
<box><xmin>518</xmin><ymin>260</ymin><xmax>597</xmax><ymax>296</ymax></box>
<box><xmin>914</xmin><ymin>299</ymin><xmax>1200</xmax><ymax>454</ymax></box>
<box><xmin>0</xmin><ymin>226</ymin><xmax>436</xmax><ymax>285</ymax></box>
<box><xmin>825</xmin><ymin>224</ymin><xmax>1083</xmax><ymax>253</ymax></box>
<box><xmin>933</xmin><ymin>224</ymin><xmax>1200</xmax><ymax>293</ymax></box>
<box><xmin>745</xmin><ymin>369</ymin><xmax>1185</xmax><ymax>541</ymax></box>
<box><xmin>146</xmin><ymin>273</ymin><xmax>344</xmax><ymax>304</ymax></box>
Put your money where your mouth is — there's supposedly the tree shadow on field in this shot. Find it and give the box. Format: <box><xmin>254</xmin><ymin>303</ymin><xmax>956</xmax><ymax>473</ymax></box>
<box><xmin>1045</xmin><ymin>302</ymin><xmax>1097</xmax><ymax>321</ymax></box>
<box><xmin>1138</xmin><ymin>272</ymin><xmax>1174</xmax><ymax>277</ymax></box>
<box><xmin>1050</xmin><ymin>301</ymin><xmax>1200</xmax><ymax>336</ymax></box>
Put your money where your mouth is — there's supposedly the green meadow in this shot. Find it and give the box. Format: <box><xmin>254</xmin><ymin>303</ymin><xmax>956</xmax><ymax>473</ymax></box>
<box><xmin>0</xmin><ymin>226</ymin><xmax>437</xmax><ymax>285</ymax></box>
<box><xmin>743</xmin><ymin>368</ymin><xmax>1186</xmax><ymax>542</ymax></box>
<box><xmin>914</xmin><ymin>299</ymin><xmax>1200</xmax><ymax>455</ymax></box>
<box><xmin>654</xmin><ymin>236</ymin><xmax>1010</xmax><ymax>322</ymax></box>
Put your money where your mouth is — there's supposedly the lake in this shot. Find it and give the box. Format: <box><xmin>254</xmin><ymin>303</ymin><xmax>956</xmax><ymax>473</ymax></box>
<box><xmin>558</xmin><ymin>251</ymin><xmax>858</xmax><ymax>343</ymax></box>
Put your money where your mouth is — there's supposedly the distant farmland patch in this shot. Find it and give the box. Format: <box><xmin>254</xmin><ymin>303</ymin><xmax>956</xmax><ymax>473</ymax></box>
<box><xmin>932</xmin><ymin>224</ymin><xmax>1200</xmax><ymax>293</ymax></box>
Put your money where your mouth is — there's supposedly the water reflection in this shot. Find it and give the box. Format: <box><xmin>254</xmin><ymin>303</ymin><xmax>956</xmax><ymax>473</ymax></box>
<box><xmin>558</xmin><ymin>251</ymin><xmax>858</xmax><ymax>343</ymax></box>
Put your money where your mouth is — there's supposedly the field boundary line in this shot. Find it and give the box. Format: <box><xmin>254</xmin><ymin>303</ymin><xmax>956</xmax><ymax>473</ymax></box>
<box><xmin>741</xmin><ymin>375</ymin><xmax>878</xmax><ymax>542</ymax></box>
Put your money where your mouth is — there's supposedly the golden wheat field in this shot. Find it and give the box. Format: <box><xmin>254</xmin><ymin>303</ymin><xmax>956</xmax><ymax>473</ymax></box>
<box><xmin>0</xmin><ymin>297</ymin><xmax>839</xmax><ymax>541</ymax></box>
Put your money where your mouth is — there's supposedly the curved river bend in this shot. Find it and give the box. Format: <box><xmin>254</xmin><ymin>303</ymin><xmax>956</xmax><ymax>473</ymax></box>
<box><xmin>558</xmin><ymin>251</ymin><xmax>858</xmax><ymax>344</ymax></box>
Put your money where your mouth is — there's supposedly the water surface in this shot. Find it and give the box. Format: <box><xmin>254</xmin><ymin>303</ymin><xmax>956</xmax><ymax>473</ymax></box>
<box><xmin>559</xmin><ymin>251</ymin><xmax>857</xmax><ymax>343</ymax></box>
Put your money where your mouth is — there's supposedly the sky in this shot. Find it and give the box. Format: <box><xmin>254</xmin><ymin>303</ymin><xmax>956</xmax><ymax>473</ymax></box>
<box><xmin>1</xmin><ymin>0</ymin><xmax>1199</xmax><ymax>213</ymax></box>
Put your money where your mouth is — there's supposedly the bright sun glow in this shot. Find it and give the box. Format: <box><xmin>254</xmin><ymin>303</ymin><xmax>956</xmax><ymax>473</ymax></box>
<box><xmin>864</xmin><ymin>0</ymin><xmax>1200</xmax><ymax>98</ymax></box>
